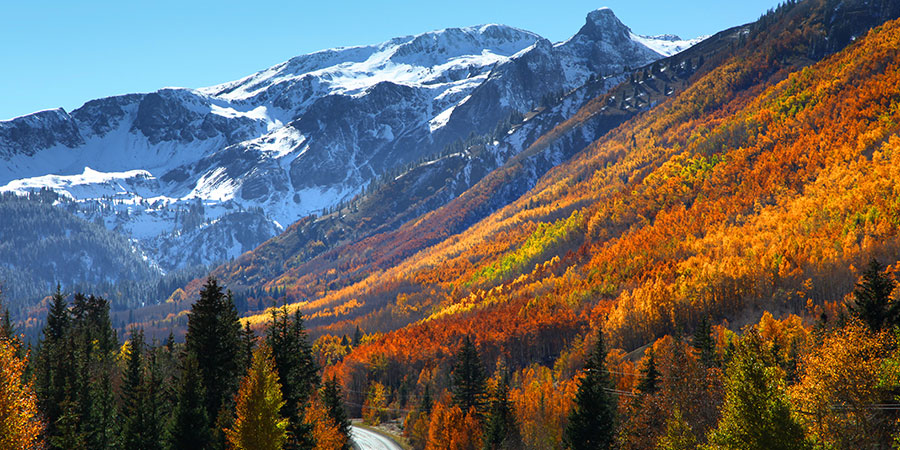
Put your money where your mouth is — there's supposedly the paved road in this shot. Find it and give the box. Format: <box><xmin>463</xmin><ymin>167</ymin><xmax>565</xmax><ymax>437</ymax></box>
<box><xmin>350</xmin><ymin>425</ymin><xmax>403</xmax><ymax>450</ymax></box>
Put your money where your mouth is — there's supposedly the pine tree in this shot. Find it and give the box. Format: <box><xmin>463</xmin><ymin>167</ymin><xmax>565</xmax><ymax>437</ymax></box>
<box><xmin>848</xmin><ymin>258</ymin><xmax>897</xmax><ymax>331</ymax></box>
<box><xmin>635</xmin><ymin>349</ymin><xmax>660</xmax><ymax>395</ymax></box>
<box><xmin>242</xmin><ymin>322</ymin><xmax>255</xmax><ymax>369</ymax></box>
<box><xmin>482</xmin><ymin>374</ymin><xmax>521</xmax><ymax>450</ymax></box>
<box><xmin>420</xmin><ymin>384</ymin><xmax>433</xmax><ymax>416</ymax></box>
<box><xmin>123</xmin><ymin>328</ymin><xmax>150</xmax><ymax>449</ymax></box>
<box><xmin>706</xmin><ymin>330</ymin><xmax>811</xmax><ymax>450</ymax></box>
<box><xmin>167</xmin><ymin>354</ymin><xmax>212</xmax><ymax>449</ymax></box>
<box><xmin>451</xmin><ymin>336</ymin><xmax>488</xmax><ymax>415</ymax></box>
<box><xmin>225</xmin><ymin>344</ymin><xmax>289</xmax><ymax>450</ymax></box>
<box><xmin>692</xmin><ymin>315</ymin><xmax>717</xmax><ymax>368</ymax></box>
<box><xmin>352</xmin><ymin>326</ymin><xmax>363</xmax><ymax>347</ymax></box>
<box><xmin>565</xmin><ymin>330</ymin><xmax>616</xmax><ymax>450</ymax></box>
<box><xmin>320</xmin><ymin>377</ymin><xmax>352</xmax><ymax>450</ymax></box>
<box><xmin>183</xmin><ymin>277</ymin><xmax>243</xmax><ymax>440</ymax></box>
<box><xmin>34</xmin><ymin>285</ymin><xmax>72</xmax><ymax>445</ymax></box>
<box><xmin>78</xmin><ymin>295</ymin><xmax>120</xmax><ymax>450</ymax></box>
<box><xmin>266</xmin><ymin>307</ymin><xmax>319</xmax><ymax>450</ymax></box>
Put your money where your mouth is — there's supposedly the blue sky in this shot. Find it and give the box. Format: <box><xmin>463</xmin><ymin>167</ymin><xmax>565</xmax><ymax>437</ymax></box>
<box><xmin>1</xmin><ymin>0</ymin><xmax>783</xmax><ymax>121</ymax></box>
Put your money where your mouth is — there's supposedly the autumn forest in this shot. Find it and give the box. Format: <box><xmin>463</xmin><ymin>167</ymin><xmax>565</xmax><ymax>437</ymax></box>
<box><xmin>6</xmin><ymin>0</ymin><xmax>900</xmax><ymax>449</ymax></box>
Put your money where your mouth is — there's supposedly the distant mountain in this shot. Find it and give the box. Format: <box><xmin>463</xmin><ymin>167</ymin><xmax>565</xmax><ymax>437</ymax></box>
<box><xmin>0</xmin><ymin>8</ymin><xmax>692</xmax><ymax>282</ymax></box>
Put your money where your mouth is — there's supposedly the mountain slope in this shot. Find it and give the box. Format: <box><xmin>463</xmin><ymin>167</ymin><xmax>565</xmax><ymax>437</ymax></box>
<box><xmin>0</xmin><ymin>10</ymin><xmax>678</xmax><ymax>282</ymax></box>
<box><xmin>189</xmin><ymin>0</ymin><xmax>900</xmax><ymax>405</ymax></box>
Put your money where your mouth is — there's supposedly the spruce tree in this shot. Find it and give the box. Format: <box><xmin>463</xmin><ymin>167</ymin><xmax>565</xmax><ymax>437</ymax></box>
<box><xmin>451</xmin><ymin>336</ymin><xmax>488</xmax><ymax>415</ymax></box>
<box><xmin>420</xmin><ymin>384</ymin><xmax>433</xmax><ymax>416</ymax></box>
<box><xmin>183</xmin><ymin>277</ymin><xmax>243</xmax><ymax>438</ymax></box>
<box><xmin>225</xmin><ymin>344</ymin><xmax>289</xmax><ymax>450</ymax></box>
<box><xmin>123</xmin><ymin>328</ymin><xmax>149</xmax><ymax>450</ymax></box>
<box><xmin>321</xmin><ymin>376</ymin><xmax>352</xmax><ymax>450</ymax></box>
<box><xmin>266</xmin><ymin>307</ymin><xmax>319</xmax><ymax>450</ymax></box>
<box><xmin>635</xmin><ymin>349</ymin><xmax>660</xmax><ymax>395</ymax></box>
<box><xmin>482</xmin><ymin>374</ymin><xmax>521</xmax><ymax>450</ymax></box>
<box><xmin>692</xmin><ymin>315</ymin><xmax>717</xmax><ymax>368</ymax></box>
<box><xmin>35</xmin><ymin>285</ymin><xmax>72</xmax><ymax>445</ymax></box>
<box><xmin>565</xmin><ymin>330</ymin><xmax>616</xmax><ymax>450</ymax></box>
<box><xmin>167</xmin><ymin>355</ymin><xmax>212</xmax><ymax>449</ymax></box>
<box><xmin>144</xmin><ymin>347</ymin><xmax>166</xmax><ymax>450</ymax></box>
<box><xmin>78</xmin><ymin>295</ymin><xmax>120</xmax><ymax>450</ymax></box>
<box><xmin>848</xmin><ymin>258</ymin><xmax>897</xmax><ymax>331</ymax></box>
<box><xmin>706</xmin><ymin>330</ymin><xmax>811</xmax><ymax>450</ymax></box>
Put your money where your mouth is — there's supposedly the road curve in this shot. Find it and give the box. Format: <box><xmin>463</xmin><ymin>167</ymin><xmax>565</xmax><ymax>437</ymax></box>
<box><xmin>350</xmin><ymin>425</ymin><xmax>403</xmax><ymax>450</ymax></box>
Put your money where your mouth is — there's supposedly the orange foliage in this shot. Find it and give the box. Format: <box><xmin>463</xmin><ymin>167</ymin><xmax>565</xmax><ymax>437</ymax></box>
<box><xmin>0</xmin><ymin>339</ymin><xmax>43</xmax><ymax>449</ymax></box>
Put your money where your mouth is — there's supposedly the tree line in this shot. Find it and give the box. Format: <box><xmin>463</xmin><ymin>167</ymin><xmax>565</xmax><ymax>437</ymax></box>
<box><xmin>0</xmin><ymin>277</ymin><xmax>352</xmax><ymax>450</ymax></box>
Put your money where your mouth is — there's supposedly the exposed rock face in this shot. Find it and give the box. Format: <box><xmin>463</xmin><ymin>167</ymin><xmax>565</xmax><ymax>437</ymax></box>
<box><xmin>0</xmin><ymin>9</ymin><xmax>684</xmax><ymax>273</ymax></box>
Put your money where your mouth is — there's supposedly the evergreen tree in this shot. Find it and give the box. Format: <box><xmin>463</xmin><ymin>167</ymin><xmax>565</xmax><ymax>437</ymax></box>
<box><xmin>635</xmin><ymin>349</ymin><xmax>660</xmax><ymax>395</ymax></box>
<box><xmin>34</xmin><ymin>285</ymin><xmax>72</xmax><ymax>446</ymax></box>
<box><xmin>706</xmin><ymin>330</ymin><xmax>811</xmax><ymax>450</ymax></box>
<box><xmin>242</xmin><ymin>322</ymin><xmax>255</xmax><ymax>371</ymax></box>
<box><xmin>565</xmin><ymin>330</ymin><xmax>617</xmax><ymax>450</ymax></box>
<box><xmin>692</xmin><ymin>315</ymin><xmax>717</xmax><ymax>368</ymax></box>
<box><xmin>167</xmin><ymin>355</ymin><xmax>212</xmax><ymax>449</ymax></box>
<box><xmin>142</xmin><ymin>347</ymin><xmax>166</xmax><ymax>450</ymax></box>
<box><xmin>76</xmin><ymin>295</ymin><xmax>120</xmax><ymax>450</ymax></box>
<box><xmin>0</xmin><ymin>304</ymin><xmax>15</xmax><ymax>343</ymax></box>
<box><xmin>848</xmin><ymin>258</ymin><xmax>898</xmax><ymax>331</ymax></box>
<box><xmin>225</xmin><ymin>344</ymin><xmax>288</xmax><ymax>450</ymax></box>
<box><xmin>451</xmin><ymin>336</ymin><xmax>488</xmax><ymax>415</ymax></box>
<box><xmin>266</xmin><ymin>307</ymin><xmax>319</xmax><ymax>450</ymax></box>
<box><xmin>420</xmin><ymin>384</ymin><xmax>433</xmax><ymax>416</ymax></box>
<box><xmin>123</xmin><ymin>328</ymin><xmax>151</xmax><ymax>449</ymax></box>
<box><xmin>320</xmin><ymin>377</ymin><xmax>352</xmax><ymax>450</ymax></box>
<box><xmin>352</xmin><ymin>326</ymin><xmax>363</xmax><ymax>347</ymax></box>
<box><xmin>88</xmin><ymin>366</ymin><xmax>120</xmax><ymax>450</ymax></box>
<box><xmin>183</xmin><ymin>277</ymin><xmax>243</xmax><ymax>442</ymax></box>
<box><xmin>482</xmin><ymin>374</ymin><xmax>521</xmax><ymax>450</ymax></box>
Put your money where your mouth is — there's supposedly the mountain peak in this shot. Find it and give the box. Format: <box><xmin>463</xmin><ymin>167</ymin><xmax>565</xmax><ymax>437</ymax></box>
<box><xmin>578</xmin><ymin>7</ymin><xmax>631</xmax><ymax>41</ymax></box>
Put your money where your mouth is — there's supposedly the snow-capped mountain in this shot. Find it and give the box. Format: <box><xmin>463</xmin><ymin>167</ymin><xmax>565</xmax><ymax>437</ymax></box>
<box><xmin>0</xmin><ymin>8</ymin><xmax>702</xmax><ymax>275</ymax></box>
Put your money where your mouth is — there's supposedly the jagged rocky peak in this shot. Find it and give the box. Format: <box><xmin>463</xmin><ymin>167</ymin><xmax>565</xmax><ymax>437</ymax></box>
<box><xmin>578</xmin><ymin>7</ymin><xmax>633</xmax><ymax>42</ymax></box>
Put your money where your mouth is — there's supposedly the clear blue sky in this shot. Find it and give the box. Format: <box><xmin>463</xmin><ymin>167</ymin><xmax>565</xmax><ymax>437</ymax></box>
<box><xmin>1</xmin><ymin>0</ymin><xmax>783</xmax><ymax>121</ymax></box>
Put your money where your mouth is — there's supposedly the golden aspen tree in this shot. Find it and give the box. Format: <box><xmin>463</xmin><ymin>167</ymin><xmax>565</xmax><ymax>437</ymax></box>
<box><xmin>225</xmin><ymin>344</ymin><xmax>288</xmax><ymax>450</ymax></box>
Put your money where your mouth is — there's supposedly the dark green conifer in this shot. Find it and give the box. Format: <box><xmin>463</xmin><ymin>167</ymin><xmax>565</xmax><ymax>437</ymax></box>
<box><xmin>636</xmin><ymin>349</ymin><xmax>660</xmax><ymax>395</ymax></box>
<box><xmin>451</xmin><ymin>336</ymin><xmax>488</xmax><ymax>415</ymax></box>
<box><xmin>321</xmin><ymin>376</ymin><xmax>352</xmax><ymax>450</ymax></box>
<box><xmin>692</xmin><ymin>315</ymin><xmax>717</xmax><ymax>368</ymax></box>
<box><xmin>266</xmin><ymin>306</ymin><xmax>319</xmax><ymax>450</ymax></box>
<box><xmin>183</xmin><ymin>277</ymin><xmax>243</xmax><ymax>437</ymax></box>
<box><xmin>123</xmin><ymin>328</ymin><xmax>150</xmax><ymax>449</ymax></box>
<box><xmin>35</xmin><ymin>285</ymin><xmax>72</xmax><ymax>446</ymax></box>
<box><xmin>565</xmin><ymin>330</ymin><xmax>617</xmax><ymax>450</ymax></box>
<box><xmin>167</xmin><ymin>355</ymin><xmax>212</xmax><ymax>449</ymax></box>
<box><xmin>848</xmin><ymin>258</ymin><xmax>898</xmax><ymax>331</ymax></box>
<box><xmin>483</xmin><ymin>374</ymin><xmax>521</xmax><ymax>450</ymax></box>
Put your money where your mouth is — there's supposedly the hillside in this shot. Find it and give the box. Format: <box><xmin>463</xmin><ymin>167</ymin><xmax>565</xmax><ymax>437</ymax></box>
<box><xmin>9</xmin><ymin>1</ymin><xmax>900</xmax><ymax>449</ymax></box>
<box><xmin>0</xmin><ymin>191</ymin><xmax>159</xmax><ymax>315</ymax></box>
<box><xmin>0</xmin><ymin>8</ymin><xmax>677</xmax><ymax>282</ymax></box>
<box><xmin>194</xmin><ymin>0</ymin><xmax>900</xmax><ymax>427</ymax></box>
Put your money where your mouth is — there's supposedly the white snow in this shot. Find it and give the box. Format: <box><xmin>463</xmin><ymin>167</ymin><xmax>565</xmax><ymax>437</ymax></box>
<box><xmin>630</xmin><ymin>33</ymin><xmax>708</xmax><ymax>57</ymax></box>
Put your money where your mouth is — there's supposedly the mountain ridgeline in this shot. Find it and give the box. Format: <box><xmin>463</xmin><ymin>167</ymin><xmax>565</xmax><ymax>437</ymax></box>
<box><xmin>0</xmin><ymin>8</ymin><xmax>678</xmax><ymax>287</ymax></box>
